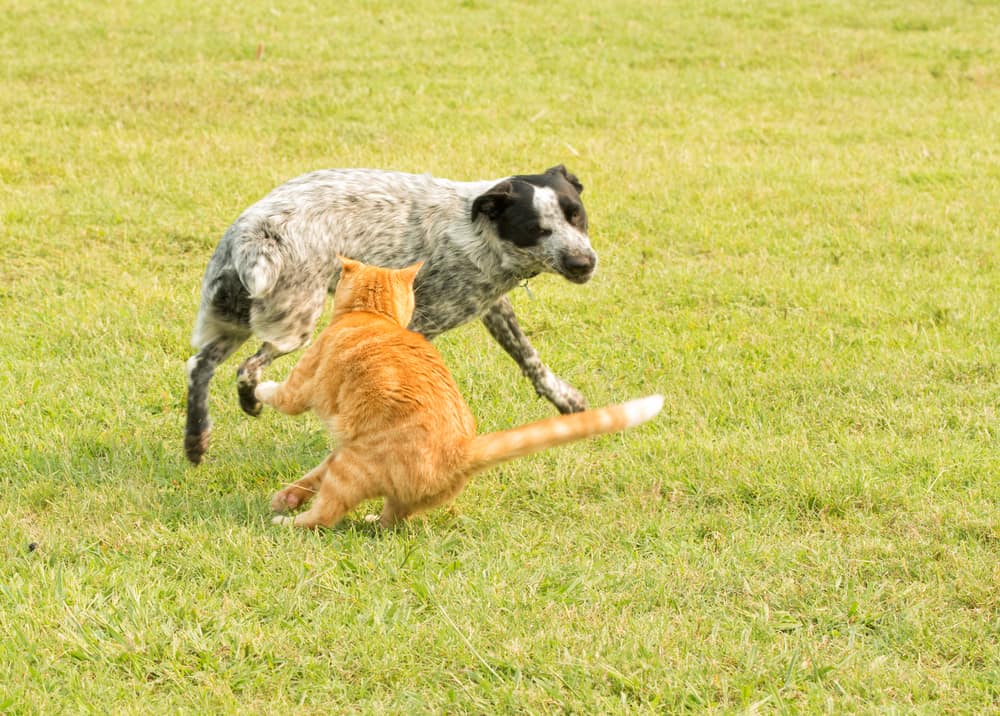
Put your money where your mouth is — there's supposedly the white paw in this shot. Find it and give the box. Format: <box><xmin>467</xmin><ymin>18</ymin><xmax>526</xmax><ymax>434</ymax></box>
<box><xmin>255</xmin><ymin>381</ymin><xmax>279</xmax><ymax>404</ymax></box>
<box><xmin>363</xmin><ymin>514</ymin><xmax>380</xmax><ymax>523</ymax></box>
<box><xmin>271</xmin><ymin>515</ymin><xmax>294</xmax><ymax>526</ymax></box>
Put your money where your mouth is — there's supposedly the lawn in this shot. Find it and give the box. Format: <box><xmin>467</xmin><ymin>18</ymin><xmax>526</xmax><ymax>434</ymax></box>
<box><xmin>2</xmin><ymin>0</ymin><xmax>999</xmax><ymax>712</ymax></box>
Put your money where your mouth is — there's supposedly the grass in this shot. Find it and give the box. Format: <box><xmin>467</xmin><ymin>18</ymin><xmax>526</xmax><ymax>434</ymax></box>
<box><xmin>2</xmin><ymin>0</ymin><xmax>999</xmax><ymax>711</ymax></box>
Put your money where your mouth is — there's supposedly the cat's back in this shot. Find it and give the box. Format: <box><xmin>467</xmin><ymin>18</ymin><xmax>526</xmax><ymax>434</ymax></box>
<box><xmin>322</xmin><ymin>313</ymin><xmax>475</xmax><ymax>435</ymax></box>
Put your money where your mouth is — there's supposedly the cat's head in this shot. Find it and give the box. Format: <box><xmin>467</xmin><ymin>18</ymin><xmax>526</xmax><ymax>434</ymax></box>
<box><xmin>334</xmin><ymin>256</ymin><xmax>424</xmax><ymax>327</ymax></box>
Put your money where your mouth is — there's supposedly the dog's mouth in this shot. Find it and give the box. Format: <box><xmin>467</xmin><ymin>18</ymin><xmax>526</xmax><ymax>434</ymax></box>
<box><xmin>557</xmin><ymin>252</ymin><xmax>597</xmax><ymax>284</ymax></box>
<box><xmin>562</xmin><ymin>270</ymin><xmax>595</xmax><ymax>284</ymax></box>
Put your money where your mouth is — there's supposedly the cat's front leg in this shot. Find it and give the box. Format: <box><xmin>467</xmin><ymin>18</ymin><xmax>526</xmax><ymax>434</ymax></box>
<box><xmin>254</xmin><ymin>373</ymin><xmax>312</xmax><ymax>416</ymax></box>
<box><xmin>254</xmin><ymin>379</ymin><xmax>306</xmax><ymax>415</ymax></box>
<box><xmin>255</xmin><ymin>381</ymin><xmax>280</xmax><ymax>407</ymax></box>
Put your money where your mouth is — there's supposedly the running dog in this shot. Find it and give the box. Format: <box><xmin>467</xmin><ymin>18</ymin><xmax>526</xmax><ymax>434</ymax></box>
<box><xmin>185</xmin><ymin>165</ymin><xmax>597</xmax><ymax>464</ymax></box>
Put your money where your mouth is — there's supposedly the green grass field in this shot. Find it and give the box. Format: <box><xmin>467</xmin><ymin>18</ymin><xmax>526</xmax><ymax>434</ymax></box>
<box><xmin>2</xmin><ymin>0</ymin><xmax>999</xmax><ymax>712</ymax></box>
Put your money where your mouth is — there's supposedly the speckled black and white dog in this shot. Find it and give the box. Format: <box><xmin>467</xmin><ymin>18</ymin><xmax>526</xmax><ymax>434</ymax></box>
<box><xmin>185</xmin><ymin>165</ymin><xmax>597</xmax><ymax>464</ymax></box>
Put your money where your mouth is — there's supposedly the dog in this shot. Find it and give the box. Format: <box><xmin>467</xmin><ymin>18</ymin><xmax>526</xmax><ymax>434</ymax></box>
<box><xmin>185</xmin><ymin>164</ymin><xmax>597</xmax><ymax>464</ymax></box>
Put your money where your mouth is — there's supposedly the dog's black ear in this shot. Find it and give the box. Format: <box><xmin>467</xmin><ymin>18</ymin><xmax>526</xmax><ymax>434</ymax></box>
<box><xmin>471</xmin><ymin>180</ymin><xmax>515</xmax><ymax>221</ymax></box>
<box><xmin>546</xmin><ymin>164</ymin><xmax>583</xmax><ymax>194</ymax></box>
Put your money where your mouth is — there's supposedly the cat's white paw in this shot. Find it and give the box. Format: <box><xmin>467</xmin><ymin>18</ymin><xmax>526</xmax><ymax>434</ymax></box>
<box><xmin>255</xmin><ymin>381</ymin><xmax>279</xmax><ymax>405</ymax></box>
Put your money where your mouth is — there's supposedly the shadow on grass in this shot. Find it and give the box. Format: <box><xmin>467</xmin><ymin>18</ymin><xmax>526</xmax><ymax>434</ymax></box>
<box><xmin>12</xmin><ymin>429</ymin><xmax>474</xmax><ymax>547</ymax></box>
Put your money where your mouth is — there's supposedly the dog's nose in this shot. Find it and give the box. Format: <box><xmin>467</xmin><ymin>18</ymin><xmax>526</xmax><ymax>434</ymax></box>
<box><xmin>562</xmin><ymin>252</ymin><xmax>596</xmax><ymax>277</ymax></box>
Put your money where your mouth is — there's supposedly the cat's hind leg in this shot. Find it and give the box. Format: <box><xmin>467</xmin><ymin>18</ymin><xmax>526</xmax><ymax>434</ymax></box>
<box><xmin>270</xmin><ymin>456</ymin><xmax>330</xmax><ymax>513</ymax></box>
<box><xmin>365</xmin><ymin>498</ymin><xmax>411</xmax><ymax>528</ymax></box>
<box><xmin>366</xmin><ymin>476</ymin><xmax>472</xmax><ymax>528</ymax></box>
<box><xmin>272</xmin><ymin>448</ymin><xmax>376</xmax><ymax>529</ymax></box>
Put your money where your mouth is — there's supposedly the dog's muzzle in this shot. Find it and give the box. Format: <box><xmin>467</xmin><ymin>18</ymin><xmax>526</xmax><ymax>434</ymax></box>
<box><xmin>559</xmin><ymin>251</ymin><xmax>597</xmax><ymax>283</ymax></box>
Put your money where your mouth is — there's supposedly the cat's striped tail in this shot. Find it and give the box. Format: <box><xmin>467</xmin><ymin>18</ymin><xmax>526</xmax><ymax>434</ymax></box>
<box><xmin>464</xmin><ymin>395</ymin><xmax>664</xmax><ymax>474</ymax></box>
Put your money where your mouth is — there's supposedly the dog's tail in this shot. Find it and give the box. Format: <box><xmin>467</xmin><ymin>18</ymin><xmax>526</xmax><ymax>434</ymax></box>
<box><xmin>464</xmin><ymin>395</ymin><xmax>663</xmax><ymax>474</ymax></box>
<box><xmin>233</xmin><ymin>222</ymin><xmax>285</xmax><ymax>298</ymax></box>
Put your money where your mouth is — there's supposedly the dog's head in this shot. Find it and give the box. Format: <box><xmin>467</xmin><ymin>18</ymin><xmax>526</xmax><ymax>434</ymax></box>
<box><xmin>471</xmin><ymin>165</ymin><xmax>596</xmax><ymax>284</ymax></box>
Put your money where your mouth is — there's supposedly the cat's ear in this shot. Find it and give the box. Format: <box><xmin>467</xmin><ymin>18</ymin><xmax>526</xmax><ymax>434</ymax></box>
<box><xmin>398</xmin><ymin>261</ymin><xmax>424</xmax><ymax>285</ymax></box>
<box><xmin>338</xmin><ymin>255</ymin><xmax>361</xmax><ymax>273</ymax></box>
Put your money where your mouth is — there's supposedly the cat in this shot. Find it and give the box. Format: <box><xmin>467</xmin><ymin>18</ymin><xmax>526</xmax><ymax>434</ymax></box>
<box><xmin>255</xmin><ymin>256</ymin><xmax>663</xmax><ymax>529</ymax></box>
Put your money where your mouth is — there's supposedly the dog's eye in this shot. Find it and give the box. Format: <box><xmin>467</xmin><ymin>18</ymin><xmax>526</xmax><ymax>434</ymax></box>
<box><xmin>538</xmin><ymin>228</ymin><xmax>553</xmax><ymax>238</ymax></box>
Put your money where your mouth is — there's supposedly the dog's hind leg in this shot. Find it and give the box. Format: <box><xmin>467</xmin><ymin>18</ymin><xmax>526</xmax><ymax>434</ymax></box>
<box><xmin>480</xmin><ymin>296</ymin><xmax>588</xmax><ymax>414</ymax></box>
<box><xmin>185</xmin><ymin>334</ymin><xmax>247</xmax><ymax>464</ymax></box>
<box><xmin>237</xmin><ymin>279</ymin><xmax>327</xmax><ymax>416</ymax></box>
<box><xmin>236</xmin><ymin>342</ymin><xmax>286</xmax><ymax>417</ymax></box>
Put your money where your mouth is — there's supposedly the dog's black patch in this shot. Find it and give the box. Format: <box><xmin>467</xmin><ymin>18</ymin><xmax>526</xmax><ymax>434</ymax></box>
<box><xmin>557</xmin><ymin>192</ymin><xmax>588</xmax><ymax>232</ymax></box>
<box><xmin>472</xmin><ymin>165</ymin><xmax>588</xmax><ymax>247</ymax></box>
<box><xmin>209</xmin><ymin>270</ymin><xmax>253</xmax><ymax>325</ymax></box>
<box><xmin>491</xmin><ymin>181</ymin><xmax>545</xmax><ymax>248</ymax></box>
<box><xmin>516</xmin><ymin>165</ymin><xmax>588</xmax><ymax>232</ymax></box>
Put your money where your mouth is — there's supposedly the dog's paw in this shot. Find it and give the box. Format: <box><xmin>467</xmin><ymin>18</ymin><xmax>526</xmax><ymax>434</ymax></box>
<box><xmin>237</xmin><ymin>372</ymin><xmax>263</xmax><ymax>417</ymax></box>
<box><xmin>184</xmin><ymin>428</ymin><xmax>211</xmax><ymax>465</ymax></box>
<box><xmin>537</xmin><ymin>373</ymin><xmax>588</xmax><ymax>414</ymax></box>
<box><xmin>271</xmin><ymin>515</ymin><xmax>295</xmax><ymax>526</ymax></box>
<box><xmin>556</xmin><ymin>388</ymin><xmax>588</xmax><ymax>414</ymax></box>
<box><xmin>363</xmin><ymin>514</ymin><xmax>380</xmax><ymax>524</ymax></box>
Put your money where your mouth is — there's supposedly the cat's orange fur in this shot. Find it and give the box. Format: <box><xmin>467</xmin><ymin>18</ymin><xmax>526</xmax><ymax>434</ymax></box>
<box><xmin>256</xmin><ymin>257</ymin><xmax>663</xmax><ymax>529</ymax></box>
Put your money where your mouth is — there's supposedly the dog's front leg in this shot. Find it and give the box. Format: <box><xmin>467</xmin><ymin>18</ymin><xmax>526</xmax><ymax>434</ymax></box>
<box><xmin>480</xmin><ymin>296</ymin><xmax>587</xmax><ymax>414</ymax></box>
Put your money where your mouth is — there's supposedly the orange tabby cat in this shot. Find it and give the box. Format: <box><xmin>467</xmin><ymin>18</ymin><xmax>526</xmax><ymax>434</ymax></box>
<box><xmin>255</xmin><ymin>257</ymin><xmax>663</xmax><ymax>529</ymax></box>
